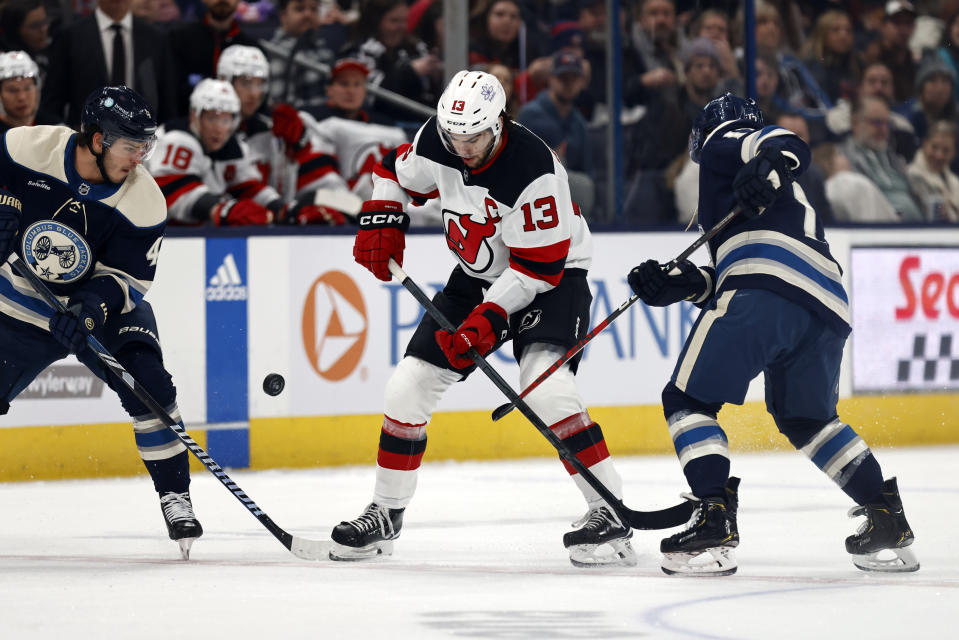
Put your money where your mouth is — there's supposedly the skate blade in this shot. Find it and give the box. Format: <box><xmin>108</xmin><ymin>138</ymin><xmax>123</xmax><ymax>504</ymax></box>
<box><xmin>851</xmin><ymin>546</ymin><xmax>919</xmax><ymax>573</ymax></box>
<box><xmin>329</xmin><ymin>539</ymin><xmax>394</xmax><ymax>561</ymax></box>
<box><xmin>567</xmin><ymin>539</ymin><xmax>638</xmax><ymax>568</ymax></box>
<box><xmin>661</xmin><ymin>546</ymin><xmax>737</xmax><ymax>576</ymax></box>
<box><xmin>177</xmin><ymin>537</ymin><xmax>198</xmax><ymax>561</ymax></box>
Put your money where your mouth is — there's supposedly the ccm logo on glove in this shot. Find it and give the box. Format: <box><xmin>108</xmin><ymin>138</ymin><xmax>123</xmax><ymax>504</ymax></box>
<box><xmin>359</xmin><ymin>213</ymin><xmax>408</xmax><ymax>226</ymax></box>
<box><xmin>353</xmin><ymin>200</ymin><xmax>410</xmax><ymax>281</ymax></box>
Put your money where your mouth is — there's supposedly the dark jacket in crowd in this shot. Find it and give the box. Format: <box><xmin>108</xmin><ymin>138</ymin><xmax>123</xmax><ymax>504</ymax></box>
<box><xmin>41</xmin><ymin>14</ymin><xmax>177</xmax><ymax>128</ymax></box>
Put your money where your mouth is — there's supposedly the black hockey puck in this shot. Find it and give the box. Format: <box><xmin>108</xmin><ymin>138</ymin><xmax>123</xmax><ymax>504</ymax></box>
<box><xmin>263</xmin><ymin>373</ymin><xmax>285</xmax><ymax>396</ymax></box>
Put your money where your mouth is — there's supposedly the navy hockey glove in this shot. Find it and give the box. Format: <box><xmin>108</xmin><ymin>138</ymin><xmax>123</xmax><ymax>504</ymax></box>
<box><xmin>435</xmin><ymin>302</ymin><xmax>509</xmax><ymax>369</ymax></box>
<box><xmin>0</xmin><ymin>189</ymin><xmax>22</xmax><ymax>263</ymax></box>
<box><xmin>628</xmin><ymin>259</ymin><xmax>710</xmax><ymax>307</ymax></box>
<box><xmin>354</xmin><ymin>200</ymin><xmax>409</xmax><ymax>281</ymax></box>
<box><xmin>48</xmin><ymin>291</ymin><xmax>109</xmax><ymax>354</ymax></box>
<box><xmin>733</xmin><ymin>147</ymin><xmax>793</xmax><ymax>218</ymax></box>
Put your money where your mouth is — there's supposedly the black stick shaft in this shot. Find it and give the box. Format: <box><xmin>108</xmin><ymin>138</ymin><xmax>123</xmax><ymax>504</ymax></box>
<box><xmin>492</xmin><ymin>206</ymin><xmax>743</xmax><ymax>421</ymax></box>
<box><xmin>9</xmin><ymin>255</ymin><xmax>327</xmax><ymax>560</ymax></box>
<box><xmin>389</xmin><ymin>259</ymin><xmax>693</xmax><ymax>530</ymax></box>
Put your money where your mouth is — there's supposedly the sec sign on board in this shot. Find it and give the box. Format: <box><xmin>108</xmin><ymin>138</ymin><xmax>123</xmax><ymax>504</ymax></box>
<box><xmin>895</xmin><ymin>255</ymin><xmax>959</xmax><ymax>320</ymax></box>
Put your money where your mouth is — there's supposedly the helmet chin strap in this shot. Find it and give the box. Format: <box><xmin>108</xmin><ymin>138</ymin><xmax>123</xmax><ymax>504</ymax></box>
<box><xmin>92</xmin><ymin>138</ymin><xmax>120</xmax><ymax>186</ymax></box>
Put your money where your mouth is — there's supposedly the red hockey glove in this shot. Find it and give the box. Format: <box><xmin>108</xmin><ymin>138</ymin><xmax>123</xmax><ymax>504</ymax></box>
<box><xmin>435</xmin><ymin>302</ymin><xmax>509</xmax><ymax>369</ymax></box>
<box><xmin>272</xmin><ymin>103</ymin><xmax>307</xmax><ymax>151</ymax></box>
<box><xmin>212</xmin><ymin>199</ymin><xmax>274</xmax><ymax>226</ymax></box>
<box><xmin>353</xmin><ymin>200</ymin><xmax>409</xmax><ymax>281</ymax></box>
<box><xmin>284</xmin><ymin>202</ymin><xmax>347</xmax><ymax>226</ymax></box>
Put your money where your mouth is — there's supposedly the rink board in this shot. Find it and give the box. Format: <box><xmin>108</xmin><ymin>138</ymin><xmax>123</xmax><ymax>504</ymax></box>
<box><xmin>1</xmin><ymin>228</ymin><xmax>958</xmax><ymax>480</ymax></box>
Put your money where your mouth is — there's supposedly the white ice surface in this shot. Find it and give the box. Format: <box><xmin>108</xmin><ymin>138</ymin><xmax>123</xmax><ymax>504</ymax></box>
<box><xmin>0</xmin><ymin>446</ymin><xmax>955</xmax><ymax>639</ymax></box>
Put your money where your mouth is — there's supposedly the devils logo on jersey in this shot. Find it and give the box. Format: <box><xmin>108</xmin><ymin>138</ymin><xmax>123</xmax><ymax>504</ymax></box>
<box><xmin>443</xmin><ymin>199</ymin><xmax>501</xmax><ymax>274</ymax></box>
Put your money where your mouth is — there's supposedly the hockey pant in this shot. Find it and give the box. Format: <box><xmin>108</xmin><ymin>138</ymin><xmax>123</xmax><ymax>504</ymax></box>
<box><xmin>662</xmin><ymin>289</ymin><xmax>883</xmax><ymax>505</ymax></box>
<box><xmin>0</xmin><ymin>306</ymin><xmax>189</xmax><ymax>494</ymax></box>
<box><xmin>372</xmin><ymin>343</ymin><xmax>623</xmax><ymax>509</ymax></box>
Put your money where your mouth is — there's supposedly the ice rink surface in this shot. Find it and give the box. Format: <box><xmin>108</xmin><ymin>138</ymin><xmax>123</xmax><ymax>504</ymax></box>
<box><xmin>0</xmin><ymin>446</ymin><xmax>955</xmax><ymax>639</ymax></box>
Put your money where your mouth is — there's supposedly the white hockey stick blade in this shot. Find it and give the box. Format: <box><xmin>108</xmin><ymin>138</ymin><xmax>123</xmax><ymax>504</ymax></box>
<box><xmin>314</xmin><ymin>188</ymin><xmax>363</xmax><ymax>215</ymax></box>
<box><xmin>290</xmin><ymin>536</ymin><xmax>333</xmax><ymax>561</ymax></box>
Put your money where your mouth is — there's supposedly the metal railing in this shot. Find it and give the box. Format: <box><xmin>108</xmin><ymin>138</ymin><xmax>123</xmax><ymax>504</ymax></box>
<box><xmin>258</xmin><ymin>38</ymin><xmax>436</xmax><ymax>120</ymax></box>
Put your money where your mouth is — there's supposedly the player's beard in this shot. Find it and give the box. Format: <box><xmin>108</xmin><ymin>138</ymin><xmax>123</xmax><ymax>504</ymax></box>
<box><xmin>208</xmin><ymin>1</ymin><xmax>236</xmax><ymax>21</ymax></box>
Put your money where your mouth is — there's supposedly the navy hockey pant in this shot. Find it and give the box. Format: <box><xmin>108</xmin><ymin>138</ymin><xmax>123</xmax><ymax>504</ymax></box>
<box><xmin>661</xmin><ymin>289</ymin><xmax>883</xmax><ymax>505</ymax></box>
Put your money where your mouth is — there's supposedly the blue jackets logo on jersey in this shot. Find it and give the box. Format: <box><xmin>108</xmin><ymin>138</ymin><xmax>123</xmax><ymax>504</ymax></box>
<box><xmin>21</xmin><ymin>221</ymin><xmax>92</xmax><ymax>282</ymax></box>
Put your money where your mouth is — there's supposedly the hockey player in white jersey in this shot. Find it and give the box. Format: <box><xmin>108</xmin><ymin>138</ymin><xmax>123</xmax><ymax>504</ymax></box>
<box><xmin>148</xmin><ymin>78</ymin><xmax>337</xmax><ymax>226</ymax></box>
<box><xmin>332</xmin><ymin>70</ymin><xmax>634</xmax><ymax>567</ymax></box>
<box><xmin>299</xmin><ymin>58</ymin><xmax>408</xmax><ymax>201</ymax></box>
<box><xmin>215</xmin><ymin>44</ymin><xmax>346</xmax><ymax>224</ymax></box>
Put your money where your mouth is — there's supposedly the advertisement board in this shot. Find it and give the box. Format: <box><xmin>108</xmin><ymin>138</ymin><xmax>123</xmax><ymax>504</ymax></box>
<box><xmin>242</xmin><ymin>232</ymin><xmax>714</xmax><ymax>419</ymax></box>
<box><xmin>5</xmin><ymin>229</ymin><xmax>958</xmax><ymax>426</ymax></box>
<box><xmin>851</xmin><ymin>246</ymin><xmax>959</xmax><ymax>393</ymax></box>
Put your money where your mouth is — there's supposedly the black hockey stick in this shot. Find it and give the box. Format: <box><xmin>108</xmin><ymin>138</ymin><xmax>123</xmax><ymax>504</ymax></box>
<box><xmin>491</xmin><ymin>205</ymin><xmax>744</xmax><ymax>422</ymax></box>
<box><xmin>388</xmin><ymin>258</ymin><xmax>694</xmax><ymax>530</ymax></box>
<box><xmin>9</xmin><ymin>254</ymin><xmax>329</xmax><ymax>561</ymax></box>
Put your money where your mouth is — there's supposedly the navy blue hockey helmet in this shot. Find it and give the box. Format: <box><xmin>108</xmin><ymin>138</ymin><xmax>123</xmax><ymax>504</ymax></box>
<box><xmin>688</xmin><ymin>93</ymin><xmax>764</xmax><ymax>163</ymax></box>
<box><xmin>80</xmin><ymin>86</ymin><xmax>157</xmax><ymax>160</ymax></box>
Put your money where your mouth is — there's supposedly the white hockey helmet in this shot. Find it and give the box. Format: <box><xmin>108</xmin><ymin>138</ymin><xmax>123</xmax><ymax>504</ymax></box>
<box><xmin>217</xmin><ymin>45</ymin><xmax>269</xmax><ymax>82</ymax></box>
<box><xmin>435</xmin><ymin>70</ymin><xmax>506</xmax><ymax>157</ymax></box>
<box><xmin>0</xmin><ymin>50</ymin><xmax>39</xmax><ymax>84</ymax></box>
<box><xmin>189</xmin><ymin>78</ymin><xmax>241</xmax><ymax>139</ymax></box>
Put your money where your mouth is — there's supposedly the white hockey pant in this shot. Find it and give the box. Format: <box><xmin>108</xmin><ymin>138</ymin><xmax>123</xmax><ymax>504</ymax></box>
<box><xmin>373</xmin><ymin>345</ymin><xmax>623</xmax><ymax>510</ymax></box>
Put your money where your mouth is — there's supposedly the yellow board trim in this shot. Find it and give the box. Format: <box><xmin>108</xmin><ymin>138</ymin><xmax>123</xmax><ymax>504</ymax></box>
<box><xmin>2</xmin><ymin>393</ymin><xmax>957</xmax><ymax>481</ymax></box>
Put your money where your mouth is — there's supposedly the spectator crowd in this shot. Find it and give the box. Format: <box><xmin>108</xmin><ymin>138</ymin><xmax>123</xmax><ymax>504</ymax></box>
<box><xmin>1</xmin><ymin>0</ymin><xmax>957</xmax><ymax>226</ymax></box>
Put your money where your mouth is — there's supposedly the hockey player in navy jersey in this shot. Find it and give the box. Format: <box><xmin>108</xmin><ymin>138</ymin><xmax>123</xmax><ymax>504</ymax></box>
<box><xmin>0</xmin><ymin>86</ymin><xmax>202</xmax><ymax>558</ymax></box>
<box><xmin>627</xmin><ymin>93</ymin><xmax>918</xmax><ymax>576</ymax></box>
<box><xmin>332</xmin><ymin>70</ymin><xmax>635</xmax><ymax>567</ymax></box>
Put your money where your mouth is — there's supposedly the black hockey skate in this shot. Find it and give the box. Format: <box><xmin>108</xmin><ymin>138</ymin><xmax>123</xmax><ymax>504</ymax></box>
<box><xmin>159</xmin><ymin>491</ymin><xmax>203</xmax><ymax>560</ymax></box>
<box><xmin>661</xmin><ymin>477</ymin><xmax>740</xmax><ymax>576</ymax></box>
<box><xmin>563</xmin><ymin>505</ymin><xmax>636</xmax><ymax>567</ymax></box>
<box><xmin>845</xmin><ymin>477</ymin><xmax>919</xmax><ymax>573</ymax></box>
<box><xmin>329</xmin><ymin>502</ymin><xmax>404</xmax><ymax>561</ymax></box>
